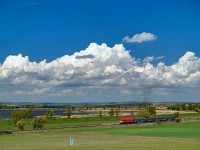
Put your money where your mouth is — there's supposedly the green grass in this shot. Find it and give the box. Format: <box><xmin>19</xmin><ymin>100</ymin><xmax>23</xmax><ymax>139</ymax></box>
<box><xmin>1</xmin><ymin>111</ymin><xmax>200</xmax><ymax>149</ymax></box>
<box><xmin>65</xmin><ymin>121</ymin><xmax>200</xmax><ymax>139</ymax></box>
<box><xmin>1</xmin><ymin>112</ymin><xmax>200</xmax><ymax>131</ymax></box>
<box><xmin>0</xmin><ymin>121</ymin><xmax>200</xmax><ymax>150</ymax></box>
<box><xmin>151</xmin><ymin>112</ymin><xmax>200</xmax><ymax>118</ymax></box>
<box><xmin>45</xmin><ymin>116</ymin><xmax>121</xmax><ymax>128</ymax></box>
<box><xmin>0</xmin><ymin>116</ymin><xmax>121</xmax><ymax>131</ymax></box>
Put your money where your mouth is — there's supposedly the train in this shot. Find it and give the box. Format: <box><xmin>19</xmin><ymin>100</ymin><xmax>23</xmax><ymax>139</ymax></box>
<box><xmin>120</xmin><ymin>116</ymin><xmax>181</xmax><ymax>124</ymax></box>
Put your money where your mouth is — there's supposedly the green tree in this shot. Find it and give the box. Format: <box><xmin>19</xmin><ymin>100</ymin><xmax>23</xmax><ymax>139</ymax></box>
<box><xmin>176</xmin><ymin>106</ymin><xmax>181</xmax><ymax>111</ymax></box>
<box><xmin>12</xmin><ymin>111</ymin><xmax>25</xmax><ymax>125</ymax></box>
<box><xmin>115</xmin><ymin>107</ymin><xmax>120</xmax><ymax>116</ymax></box>
<box><xmin>0</xmin><ymin>101</ymin><xmax>2</xmax><ymax>110</ymax></box>
<box><xmin>45</xmin><ymin>108</ymin><xmax>53</xmax><ymax>118</ymax></box>
<box><xmin>66</xmin><ymin>107</ymin><xmax>72</xmax><ymax>118</ymax></box>
<box><xmin>16</xmin><ymin>120</ymin><xmax>26</xmax><ymax>130</ymax></box>
<box><xmin>188</xmin><ymin>104</ymin><xmax>194</xmax><ymax>111</ymax></box>
<box><xmin>99</xmin><ymin>109</ymin><xmax>103</xmax><ymax>117</ymax></box>
<box><xmin>148</xmin><ymin>106</ymin><xmax>156</xmax><ymax>115</ymax></box>
<box><xmin>181</xmin><ymin>104</ymin><xmax>186</xmax><ymax>110</ymax></box>
<box><xmin>33</xmin><ymin>117</ymin><xmax>47</xmax><ymax>129</ymax></box>
<box><xmin>137</xmin><ymin>109</ymin><xmax>150</xmax><ymax>118</ymax></box>
<box><xmin>26</xmin><ymin>107</ymin><xmax>33</xmax><ymax>119</ymax></box>
<box><xmin>169</xmin><ymin>105</ymin><xmax>177</xmax><ymax>110</ymax></box>
<box><xmin>108</xmin><ymin>108</ymin><xmax>114</xmax><ymax>117</ymax></box>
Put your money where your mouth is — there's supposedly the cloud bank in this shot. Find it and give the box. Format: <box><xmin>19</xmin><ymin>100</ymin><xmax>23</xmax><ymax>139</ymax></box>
<box><xmin>0</xmin><ymin>43</ymin><xmax>200</xmax><ymax>102</ymax></box>
<box><xmin>123</xmin><ymin>32</ymin><xmax>157</xmax><ymax>43</ymax></box>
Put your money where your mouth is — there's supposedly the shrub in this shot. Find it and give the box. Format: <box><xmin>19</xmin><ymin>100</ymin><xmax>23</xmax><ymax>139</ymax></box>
<box><xmin>148</xmin><ymin>106</ymin><xmax>156</xmax><ymax>115</ymax></box>
<box><xmin>66</xmin><ymin>107</ymin><xmax>72</xmax><ymax>118</ymax></box>
<box><xmin>171</xmin><ymin>105</ymin><xmax>177</xmax><ymax>110</ymax></box>
<box><xmin>108</xmin><ymin>108</ymin><xmax>114</xmax><ymax>117</ymax></box>
<box><xmin>26</xmin><ymin>108</ymin><xmax>33</xmax><ymax>119</ymax></box>
<box><xmin>174</xmin><ymin>112</ymin><xmax>180</xmax><ymax>117</ymax></box>
<box><xmin>176</xmin><ymin>107</ymin><xmax>181</xmax><ymax>111</ymax></box>
<box><xmin>33</xmin><ymin>117</ymin><xmax>47</xmax><ymax>129</ymax></box>
<box><xmin>115</xmin><ymin>107</ymin><xmax>120</xmax><ymax>116</ymax></box>
<box><xmin>12</xmin><ymin>111</ymin><xmax>25</xmax><ymax>125</ymax></box>
<box><xmin>181</xmin><ymin>104</ymin><xmax>186</xmax><ymax>110</ymax></box>
<box><xmin>99</xmin><ymin>109</ymin><xmax>103</xmax><ymax>117</ymax></box>
<box><xmin>16</xmin><ymin>120</ymin><xmax>26</xmax><ymax>130</ymax></box>
<box><xmin>45</xmin><ymin>108</ymin><xmax>53</xmax><ymax>119</ymax></box>
<box><xmin>188</xmin><ymin>105</ymin><xmax>194</xmax><ymax>111</ymax></box>
<box><xmin>137</xmin><ymin>109</ymin><xmax>150</xmax><ymax>118</ymax></box>
<box><xmin>195</xmin><ymin>109</ymin><xmax>200</xmax><ymax>113</ymax></box>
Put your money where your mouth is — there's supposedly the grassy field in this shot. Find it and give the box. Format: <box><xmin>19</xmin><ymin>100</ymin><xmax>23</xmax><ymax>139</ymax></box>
<box><xmin>66</xmin><ymin>121</ymin><xmax>200</xmax><ymax>138</ymax></box>
<box><xmin>0</xmin><ymin>116</ymin><xmax>122</xmax><ymax>130</ymax></box>
<box><xmin>0</xmin><ymin>121</ymin><xmax>200</xmax><ymax>150</ymax></box>
<box><xmin>1</xmin><ymin>112</ymin><xmax>200</xmax><ymax>131</ymax></box>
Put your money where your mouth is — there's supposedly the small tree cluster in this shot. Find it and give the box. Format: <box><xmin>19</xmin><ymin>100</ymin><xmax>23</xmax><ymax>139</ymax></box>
<box><xmin>12</xmin><ymin>108</ymin><xmax>33</xmax><ymax>125</ymax></box>
<box><xmin>107</xmin><ymin>107</ymin><xmax>121</xmax><ymax>117</ymax></box>
<box><xmin>167</xmin><ymin>104</ymin><xmax>200</xmax><ymax>111</ymax></box>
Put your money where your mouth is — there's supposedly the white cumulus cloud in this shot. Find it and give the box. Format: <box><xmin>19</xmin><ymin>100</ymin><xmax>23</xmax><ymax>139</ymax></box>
<box><xmin>0</xmin><ymin>43</ymin><xmax>200</xmax><ymax>103</ymax></box>
<box><xmin>123</xmin><ymin>32</ymin><xmax>157</xmax><ymax>43</ymax></box>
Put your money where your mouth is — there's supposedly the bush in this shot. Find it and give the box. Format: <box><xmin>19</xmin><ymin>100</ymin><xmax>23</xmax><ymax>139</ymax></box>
<box><xmin>187</xmin><ymin>105</ymin><xmax>194</xmax><ymax>111</ymax></box>
<box><xmin>33</xmin><ymin>117</ymin><xmax>47</xmax><ymax>129</ymax></box>
<box><xmin>171</xmin><ymin>105</ymin><xmax>177</xmax><ymax>110</ymax></box>
<box><xmin>176</xmin><ymin>107</ymin><xmax>181</xmax><ymax>111</ymax></box>
<box><xmin>137</xmin><ymin>109</ymin><xmax>150</xmax><ymax>118</ymax></box>
<box><xmin>181</xmin><ymin>104</ymin><xmax>186</xmax><ymax>110</ymax></box>
<box><xmin>174</xmin><ymin>112</ymin><xmax>180</xmax><ymax>117</ymax></box>
<box><xmin>195</xmin><ymin>109</ymin><xmax>200</xmax><ymax>113</ymax></box>
<box><xmin>45</xmin><ymin>108</ymin><xmax>53</xmax><ymax>118</ymax></box>
<box><xmin>26</xmin><ymin>108</ymin><xmax>33</xmax><ymax>119</ymax></box>
<box><xmin>12</xmin><ymin>111</ymin><xmax>25</xmax><ymax>125</ymax></box>
<box><xmin>115</xmin><ymin>107</ymin><xmax>120</xmax><ymax>116</ymax></box>
<box><xmin>148</xmin><ymin>106</ymin><xmax>156</xmax><ymax>115</ymax></box>
<box><xmin>66</xmin><ymin>107</ymin><xmax>72</xmax><ymax>118</ymax></box>
<box><xmin>108</xmin><ymin>108</ymin><xmax>114</xmax><ymax>117</ymax></box>
<box><xmin>16</xmin><ymin>120</ymin><xmax>26</xmax><ymax>130</ymax></box>
<box><xmin>99</xmin><ymin>109</ymin><xmax>103</xmax><ymax>117</ymax></box>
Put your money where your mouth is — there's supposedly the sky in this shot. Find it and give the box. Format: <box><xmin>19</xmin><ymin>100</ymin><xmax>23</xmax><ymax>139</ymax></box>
<box><xmin>0</xmin><ymin>0</ymin><xmax>200</xmax><ymax>103</ymax></box>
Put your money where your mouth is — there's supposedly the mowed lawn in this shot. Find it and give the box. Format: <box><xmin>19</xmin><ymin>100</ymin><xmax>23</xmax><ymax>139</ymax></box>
<box><xmin>0</xmin><ymin>121</ymin><xmax>200</xmax><ymax>150</ymax></box>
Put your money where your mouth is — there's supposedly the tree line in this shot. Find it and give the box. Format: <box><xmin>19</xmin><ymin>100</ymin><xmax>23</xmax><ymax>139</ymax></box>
<box><xmin>11</xmin><ymin>107</ymin><xmax>73</xmax><ymax>130</ymax></box>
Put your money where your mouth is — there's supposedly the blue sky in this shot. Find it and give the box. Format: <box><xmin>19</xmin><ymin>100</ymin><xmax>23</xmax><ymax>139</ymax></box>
<box><xmin>0</xmin><ymin>0</ymin><xmax>200</xmax><ymax>103</ymax></box>
<box><xmin>1</xmin><ymin>0</ymin><xmax>200</xmax><ymax>63</ymax></box>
